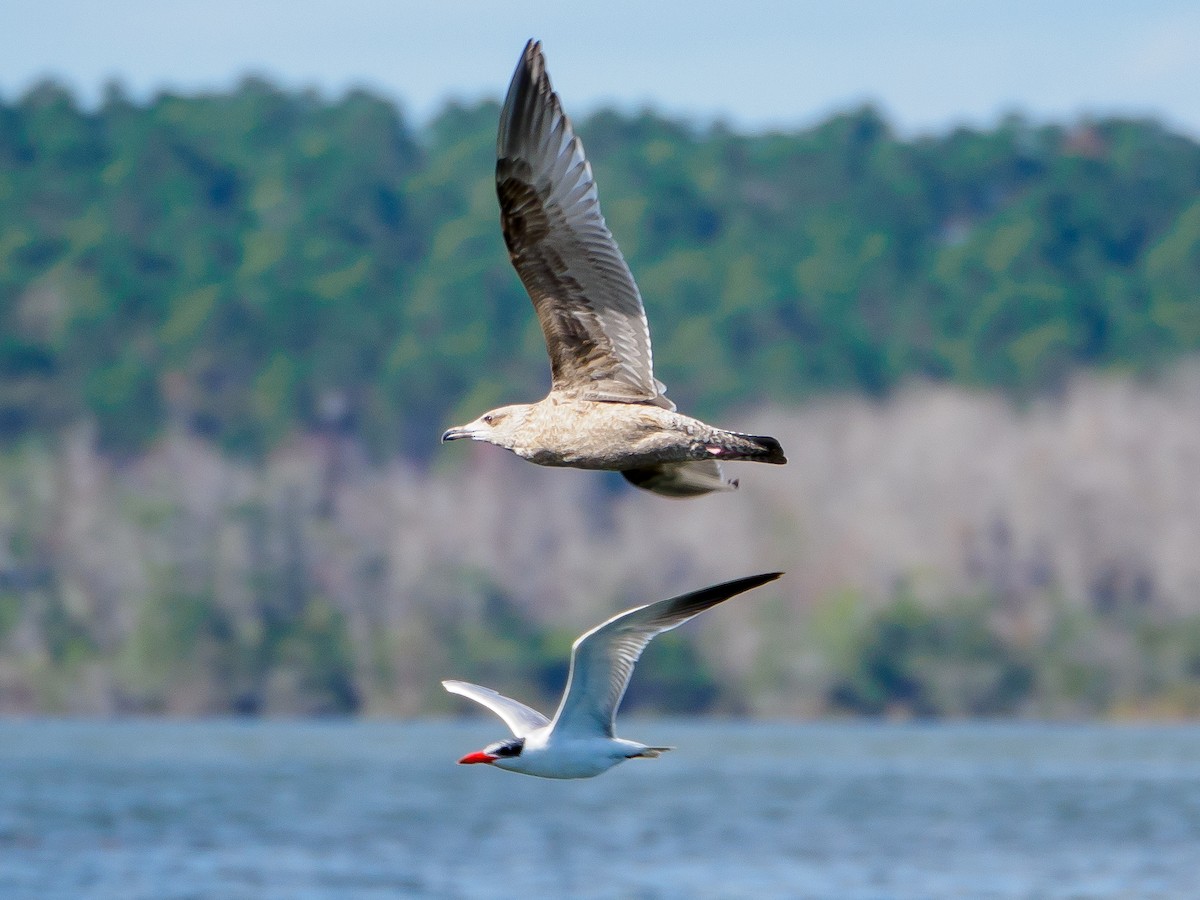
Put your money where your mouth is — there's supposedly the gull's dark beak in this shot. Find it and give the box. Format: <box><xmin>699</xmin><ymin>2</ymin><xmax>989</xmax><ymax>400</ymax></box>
<box><xmin>441</xmin><ymin>426</ymin><xmax>469</xmax><ymax>443</ymax></box>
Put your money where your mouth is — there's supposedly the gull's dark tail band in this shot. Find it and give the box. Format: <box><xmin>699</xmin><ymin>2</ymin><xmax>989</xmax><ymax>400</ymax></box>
<box><xmin>715</xmin><ymin>432</ymin><xmax>788</xmax><ymax>465</ymax></box>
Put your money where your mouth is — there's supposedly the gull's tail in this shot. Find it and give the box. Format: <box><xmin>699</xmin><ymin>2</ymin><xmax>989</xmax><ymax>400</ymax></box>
<box><xmin>715</xmin><ymin>431</ymin><xmax>787</xmax><ymax>465</ymax></box>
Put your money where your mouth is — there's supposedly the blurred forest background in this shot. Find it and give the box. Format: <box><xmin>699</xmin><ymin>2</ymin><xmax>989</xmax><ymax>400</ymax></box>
<box><xmin>1</xmin><ymin>80</ymin><xmax>1199</xmax><ymax>718</ymax></box>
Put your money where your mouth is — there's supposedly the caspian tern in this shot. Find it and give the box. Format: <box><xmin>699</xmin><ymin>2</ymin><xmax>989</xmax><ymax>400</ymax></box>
<box><xmin>440</xmin><ymin>40</ymin><xmax>786</xmax><ymax>497</ymax></box>
<box><xmin>443</xmin><ymin>571</ymin><xmax>782</xmax><ymax>779</ymax></box>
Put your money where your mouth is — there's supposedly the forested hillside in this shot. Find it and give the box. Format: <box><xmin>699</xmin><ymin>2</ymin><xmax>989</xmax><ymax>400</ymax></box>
<box><xmin>2</xmin><ymin>81</ymin><xmax>1199</xmax><ymax>717</ymax></box>
<box><xmin>3</xmin><ymin>80</ymin><xmax>1199</xmax><ymax>458</ymax></box>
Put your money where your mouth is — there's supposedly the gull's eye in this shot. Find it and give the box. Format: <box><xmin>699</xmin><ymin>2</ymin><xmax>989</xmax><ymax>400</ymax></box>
<box><xmin>483</xmin><ymin>414</ymin><xmax>494</xmax><ymax>425</ymax></box>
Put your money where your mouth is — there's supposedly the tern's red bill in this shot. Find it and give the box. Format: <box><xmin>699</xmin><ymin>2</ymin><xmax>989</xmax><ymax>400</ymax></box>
<box><xmin>458</xmin><ymin>751</ymin><xmax>497</xmax><ymax>765</ymax></box>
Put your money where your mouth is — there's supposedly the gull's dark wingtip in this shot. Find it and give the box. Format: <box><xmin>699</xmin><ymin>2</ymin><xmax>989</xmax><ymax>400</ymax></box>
<box><xmin>500</xmin><ymin>39</ymin><xmax>550</xmax><ymax>157</ymax></box>
<box><xmin>516</xmin><ymin>39</ymin><xmax>543</xmax><ymax>79</ymax></box>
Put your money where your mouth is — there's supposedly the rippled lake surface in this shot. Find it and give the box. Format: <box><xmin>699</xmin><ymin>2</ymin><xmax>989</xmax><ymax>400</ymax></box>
<box><xmin>2</xmin><ymin>720</ymin><xmax>1200</xmax><ymax>898</ymax></box>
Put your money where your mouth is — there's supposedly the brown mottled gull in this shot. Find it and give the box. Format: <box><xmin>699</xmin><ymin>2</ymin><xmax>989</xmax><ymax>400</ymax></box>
<box><xmin>441</xmin><ymin>40</ymin><xmax>787</xmax><ymax>497</ymax></box>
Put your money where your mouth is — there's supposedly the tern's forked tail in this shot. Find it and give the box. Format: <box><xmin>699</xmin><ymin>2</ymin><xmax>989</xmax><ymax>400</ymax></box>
<box><xmin>630</xmin><ymin>746</ymin><xmax>674</xmax><ymax>759</ymax></box>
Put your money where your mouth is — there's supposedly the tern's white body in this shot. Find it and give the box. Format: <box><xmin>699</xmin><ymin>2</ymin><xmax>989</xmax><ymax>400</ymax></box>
<box><xmin>444</xmin><ymin>572</ymin><xmax>781</xmax><ymax>779</ymax></box>
<box><xmin>492</xmin><ymin>732</ymin><xmax>654</xmax><ymax>780</ymax></box>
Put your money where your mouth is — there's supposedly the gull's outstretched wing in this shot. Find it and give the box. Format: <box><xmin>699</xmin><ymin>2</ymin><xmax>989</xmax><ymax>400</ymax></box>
<box><xmin>550</xmin><ymin>573</ymin><xmax>782</xmax><ymax>738</ymax></box>
<box><xmin>497</xmin><ymin>40</ymin><xmax>672</xmax><ymax>409</ymax></box>
<box><xmin>442</xmin><ymin>680</ymin><xmax>551</xmax><ymax>737</ymax></box>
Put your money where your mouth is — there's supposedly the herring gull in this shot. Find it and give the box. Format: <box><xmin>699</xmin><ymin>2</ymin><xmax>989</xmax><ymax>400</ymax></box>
<box><xmin>442</xmin><ymin>40</ymin><xmax>787</xmax><ymax>497</ymax></box>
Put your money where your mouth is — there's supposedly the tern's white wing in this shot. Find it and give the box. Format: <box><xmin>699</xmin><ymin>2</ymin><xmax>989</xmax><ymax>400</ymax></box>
<box><xmin>442</xmin><ymin>680</ymin><xmax>551</xmax><ymax>737</ymax></box>
<box><xmin>549</xmin><ymin>573</ymin><xmax>782</xmax><ymax>738</ymax></box>
<box><xmin>497</xmin><ymin>40</ymin><xmax>673</xmax><ymax>410</ymax></box>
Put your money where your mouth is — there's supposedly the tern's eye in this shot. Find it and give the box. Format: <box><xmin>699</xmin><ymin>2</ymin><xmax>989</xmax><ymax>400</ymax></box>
<box><xmin>487</xmin><ymin>738</ymin><xmax>524</xmax><ymax>758</ymax></box>
<box><xmin>483</xmin><ymin>414</ymin><xmax>494</xmax><ymax>425</ymax></box>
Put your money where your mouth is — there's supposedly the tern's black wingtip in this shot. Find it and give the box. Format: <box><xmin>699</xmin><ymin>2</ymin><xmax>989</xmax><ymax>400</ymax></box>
<box><xmin>729</xmin><ymin>571</ymin><xmax>784</xmax><ymax>593</ymax></box>
<box><xmin>709</xmin><ymin>571</ymin><xmax>784</xmax><ymax>601</ymax></box>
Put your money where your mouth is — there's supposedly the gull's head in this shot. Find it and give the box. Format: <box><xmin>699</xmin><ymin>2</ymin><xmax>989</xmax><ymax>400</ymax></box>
<box><xmin>441</xmin><ymin>404</ymin><xmax>531</xmax><ymax>449</ymax></box>
<box><xmin>458</xmin><ymin>736</ymin><xmax>525</xmax><ymax>769</ymax></box>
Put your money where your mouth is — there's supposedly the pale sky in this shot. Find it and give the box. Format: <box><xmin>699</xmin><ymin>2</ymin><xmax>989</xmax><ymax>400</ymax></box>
<box><xmin>4</xmin><ymin>0</ymin><xmax>1199</xmax><ymax>136</ymax></box>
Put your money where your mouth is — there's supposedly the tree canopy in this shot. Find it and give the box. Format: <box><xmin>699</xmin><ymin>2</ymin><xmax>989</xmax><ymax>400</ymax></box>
<box><xmin>2</xmin><ymin>81</ymin><xmax>1198</xmax><ymax>457</ymax></box>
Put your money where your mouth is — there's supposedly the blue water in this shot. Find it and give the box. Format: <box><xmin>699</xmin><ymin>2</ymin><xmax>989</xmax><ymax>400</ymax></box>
<box><xmin>1</xmin><ymin>720</ymin><xmax>1199</xmax><ymax>898</ymax></box>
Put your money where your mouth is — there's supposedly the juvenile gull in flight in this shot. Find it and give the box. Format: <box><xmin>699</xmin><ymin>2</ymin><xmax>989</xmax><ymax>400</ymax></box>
<box><xmin>444</xmin><ymin>572</ymin><xmax>782</xmax><ymax>779</ymax></box>
<box><xmin>441</xmin><ymin>40</ymin><xmax>786</xmax><ymax>497</ymax></box>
